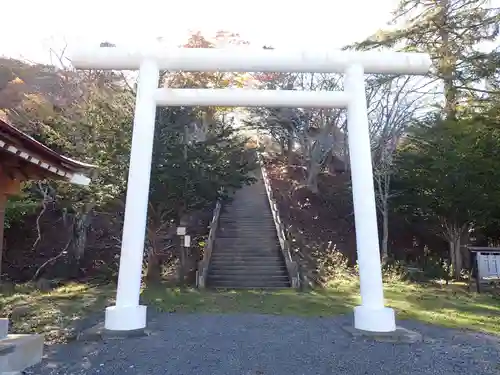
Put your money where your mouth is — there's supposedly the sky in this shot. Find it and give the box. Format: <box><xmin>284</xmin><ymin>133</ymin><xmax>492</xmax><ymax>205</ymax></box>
<box><xmin>1</xmin><ymin>0</ymin><xmax>398</xmax><ymax>64</ymax></box>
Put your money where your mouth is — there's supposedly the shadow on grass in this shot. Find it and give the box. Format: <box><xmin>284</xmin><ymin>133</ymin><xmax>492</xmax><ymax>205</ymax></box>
<box><xmin>0</xmin><ymin>283</ymin><xmax>116</xmax><ymax>343</ymax></box>
<box><xmin>2</xmin><ymin>278</ymin><xmax>499</xmax><ymax>345</ymax></box>
<box><xmin>142</xmin><ymin>285</ymin><xmax>357</xmax><ymax>317</ymax></box>
<box><xmin>382</xmin><ymin>281</ymin><xmax>500</xmax><ymax>335</ymax></box>
<box><xmin>300</xmin><ymin>278</ymin><xmax>500</xmax><ymax>336</ymax></box>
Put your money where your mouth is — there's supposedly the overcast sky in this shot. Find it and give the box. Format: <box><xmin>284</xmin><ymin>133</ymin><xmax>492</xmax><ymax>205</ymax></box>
<box><xmin>2</xmin><ymin>0</ymin><xmax>398</xmax><ymax>63</ymax></box>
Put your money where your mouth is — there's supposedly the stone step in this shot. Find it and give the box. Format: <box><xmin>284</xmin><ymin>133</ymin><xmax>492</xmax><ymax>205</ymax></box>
<box><xmin>220</xmin><ymin>223</ymin><xmax>274</xmax><ymax>228</ymax></box>
<box><xmin>216</xmin><ymin>228</ymin><xmax>276</xmax><ymax>236</ymax></box>
<box><xmin>219</xmin><ymin>218</ymin><xmax>274</xmax><ymax>223</ymax></box>
<box><xmin>217</xmin><ymin>229</ymin><xmax>277</xmax><ymax>234</ymax></box>
<box><xmin>217</xmin><ymin>229</ymin><xmax>276</xmax><ymax>235</ymax></box>
<box><xmin>223</xmin><ymin>205</ymin><xmax>271</xmax><ymax>210</ymax></box>
<box><xmin>224</xmin><ymin>206</ymin><xmax>270</xmax><ymax>210</ymax></box>
<box><xmin>213</xmin><ymin>250</ymin><xmax>281</xmax><ymax>256</ymax></box>
<box><xmin>222</xmin><ymin>213</ymin><xmax>270</xmax><ymax>218</ymax></box>
<box><xmin>208</xmin><ymin>267</ymin><xmax>288</xmax><ymax>277</ymax></box>
<box><xmin>213</xmin><ymin>253</ymin><xmax>282</xmax><ymax>260</ymax></box>
<box><xmin>222</xmin><ymin>207</ymin><xmax>270</xmax><ymax>210</ymax></box>
<box><xmin>217</xmin><ymin>228</ymin><xmax>277</xmax><ymax>233</ymax></box>
<box><xmin>217</xmin><ymin>236</ymin><xmax>275</xmax><ymax>241</ymax></box>
<box><xmin>215</xmin><ymin>240</ymin><xmax>279</xmax><ymax>245</ymax></box>
<box><xmin>211</xmin><ymin>252</ymin><xmax>282</xmax><ymax>258</ymax></box>
<box><xmin>210</xmin><ymin>266</ymin><xmax>284</xmax><ymax>270</ymax></box>
<box><xmin>221</xmin><ymin>212</ymin><xmax>271</xmax><ymax>215</ymax></box>
<box><xmin>210</xmin><ymin>269</ymin><xmax>286</xmax><ymax>275</ymax></box>
<box><xmin>221</xmin><ymin>208</ymin><xmax>271</xmax><ymax>212</ymax></box>
<box><xmin>219</xmin><ymin>226</ymin><xmax>275</xmax><ymax>230</ymax></box>
<box><xmin>210</xmin><ymin>261</ymin><xmax>286</xmax><ymax>267</ymax></box>
<box><xmin>211</xmin><ymin>253</ymin><xmax>283</xmax><ymax>259</ymax></box>
<box><xmin>209</xmin><ymin>273</ymin><xmax>288</xmax><ymax>279</ymax></box>
<box><xmin>210</xmin><ymin>259</ymin><xmax>284</xmax><ymax>266</ymax></box>
<box><xmin>220</xmin><ymin>212</ymin><xmax>273</xmax><ymax>217</ymax></box>
<box><xmin>213</xmin><ymin>243</ymin><xmax>280</xmax><ymax>249</ymax></box>
<box><xmin>210</xmin><ymin>262</ymin><xmax>287</xmax><ymax>268</ymax></box>
<box><xmin>208</xmin><ymin>278</ymin><xmax>290</xmax><ymax>283</ymax></box>
<box><xmin>214</xmin><ymin>247</ymin><xmax>280</xmax><ymax>252</ymax></box>
<box><xmin>226</xmin><ymin>198</ymin><xmax>269</xmax><ymax>200</ymax></box>
<box><xmin>227</xmin><ymin>205</ymin><xmax>270</xmax><ymax>209</ymax></box>
<box><xmin>215</xmin><ymin>240</ymin><xmax>279</xmax><ymax>244</ymax></box>
<box><xmin>219</xmin><ymin>224</ymin><xmax>274</xmax><ymax>229</ymax></box>
<box><xmin>216</xmin><ymin>242</ymin><xmax>278</xmax><ymax>247</ymax></box>
<box><xmin>219</xmin><ymin>220</ymin><xmax>275</xmax><ymax>225</ymax></box>
<box><xmin>215</xmin><ymin>239</ymin><xmax>279</xmax><ymax>247</ymax></box>
<box><xmin>207</xmin><ymin>280</ymin><xmax>291</xmax><ymax>288</ymax></box>
<box><xmin>210</xmin><ymin>259</ymin><xmax>284</xmax><ymax>265</ymax></box>
<box><xmin>210</xmin><ymin>259</ymin><xmax>283</xmax><ymax>265</ymax></box>
<box><xmin>208</xmin><ymin>275</ymin><xmax>289</xmax><ymax>283</ymax></box>
<box><xmin>208</xmin><ymin>286</ymin><xmax>290</xmax><ymax>290</ymax></box>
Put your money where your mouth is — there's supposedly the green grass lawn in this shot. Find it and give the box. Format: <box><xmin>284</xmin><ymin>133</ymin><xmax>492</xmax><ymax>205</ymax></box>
<box><xmin>143</xmin><ymin>279</ymin><xmax>500</xmax><ymax>335</ymax></box>
<box><xmin>0</xmin><ymin>283</ymin><xmax>116</xmax><ymax>343</ymax></box>
<box><xmin>330</xmin><ymin>278</ymin><xmax>500</xmax><ymax>335</ymax></box>
<box><xmin>1</xmin><ymin>278</ymin><xmax>499</xmax><ymax>343</ymax></box>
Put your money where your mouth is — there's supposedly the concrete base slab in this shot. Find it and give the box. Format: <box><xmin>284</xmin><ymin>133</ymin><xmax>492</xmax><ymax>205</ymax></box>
<box><xmin>0</xmin><ymin>334</ymin><xmax>44</xmax><ymax>375</ymax></box>
<box><xmin>0</xmin><ymin>343</ymin><xmax>14</xmax><ymax>356</ymax></box>
<box><xmin>342</xmin><ymin>325</ymin><xmax>422</xmax><ymax>344</ymax></box>
<box><xmin>104</xmin><ymin>304</ymin><xmax>147</xmax><ymax>331</ymax></box>
<box><xmin>0</xmin><ymin>319</ymin><xmax>8</xmax><ymax>339</ymax></box>
<box><xmin>77</xmin><ymin>322</ymin><xmax>151</xmax><ymax>342</ymax></box>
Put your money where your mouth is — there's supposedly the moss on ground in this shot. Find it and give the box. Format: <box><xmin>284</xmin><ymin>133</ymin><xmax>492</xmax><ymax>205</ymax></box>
<box><xmin>1</xmin><ymin>278</ymin><xmax>499</xmax><ymax>343</ymax></box>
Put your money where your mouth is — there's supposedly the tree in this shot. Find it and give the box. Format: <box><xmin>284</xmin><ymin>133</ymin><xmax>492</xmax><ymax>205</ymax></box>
<box><xmin>0</xmin><ymin>52</ymin><xmax>135</xmax><ymax>279</ymax></box>
<box><xmin>145</xmin><ymin>106</ymin><xmax>256</xmax><ymax>283</ymax></box>
<box><xmin>246</xmin><ymin>67</ymin><xmax>347</xmax><ymax>192</ymax></box>
<box><xmin>354</xmin><ymin>0</ymin><xmax>500</xmax><ymax>119</ymax></box>
<box><xmin>392</xmin><ymin>114</ymin><xmax>500</xmax><ymax>278</ymax></box>
<box><xmin>369</xmin><ymin>75</ymin><xmax>429</xmax><ymax>260</ymax></box>
<box><xmin>164</xmin><ymin>30</ymin><xmax>249</xmax><ymax>141</ymax></box>
<box><xmin>2</xmin><ymin>31</ymin><xmax>258</xmax><ymax>284</ymax></box>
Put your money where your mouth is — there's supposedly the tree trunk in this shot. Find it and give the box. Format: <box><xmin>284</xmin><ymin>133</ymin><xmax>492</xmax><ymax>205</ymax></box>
<box><xmin>279</xmin><ymin>138</ymin><xmax>286</xmax><ymax>157</ymax></box>
<box><xmin>381</xmin><ymin>203</ymin><xmax>389</xmax><ymax>263</ymax></box>
<box><xmin>67</xmin><ymin>208</ymin><xmax>93</xmax><ymax>278</ymax></box>
<box><xmin>444</xmin><ymin>222</ymin><xmax>464</xmax><ymax>280</ymax></box>
<box><xmin>306</xmin><ymin>161</ymin><xmax>320</xmax><ymax>193</ymax></box>
<box><xmin>178</xmin><ymin>244</ymin><xmax>186</xmax><ymax>286</ymax></box>
<box><xmin>438</xmin><ymin>0</ymin><xmax>457</xmax><ymax>120</ymax></box>
<box><xmin>146</xmin><ymin>247</ymin><xmax>161</xmax><ymax>283</ymax></box>
<box><xmin>0</xmin><ymin>195</ymin><xmax>6</xmax><ymax>282</ymax></box>
<box><xmin>145</xmin><ymin>223</ymin><xmax>161</xmax><ymax>283</ymax></box>
<box><xmin>449</xmin><ymin>237</ymin><xmax>463</xmax><ymax>280</ymax></box>
<box><xmin>286</xmin><ymin>131</ymin><xmax>294</xmax><ymax>166</ymax></box>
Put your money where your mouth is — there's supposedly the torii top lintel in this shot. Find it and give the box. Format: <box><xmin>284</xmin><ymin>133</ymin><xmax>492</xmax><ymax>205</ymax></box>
<box><xmin>70</xmin><ymin>47</ymin><xmax>432</xmax><ymax>75</ymax></box>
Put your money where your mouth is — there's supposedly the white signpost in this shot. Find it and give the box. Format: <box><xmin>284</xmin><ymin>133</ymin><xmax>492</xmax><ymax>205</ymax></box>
<box><xmin>70</xmin><ymin>47</ymin><xmax>431</xmax><ymax>333</ymax></box>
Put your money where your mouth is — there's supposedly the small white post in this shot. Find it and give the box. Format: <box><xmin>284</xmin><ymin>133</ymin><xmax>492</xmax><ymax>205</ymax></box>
<box><xmin>345</xmin><ymin>64</ymin><xmax>396</xmax><ymax>332</ymax></box>
<box><xmin>104</xmin><ymin>59</ymin><xmax>159</xmax><ymax>331</ymax></box>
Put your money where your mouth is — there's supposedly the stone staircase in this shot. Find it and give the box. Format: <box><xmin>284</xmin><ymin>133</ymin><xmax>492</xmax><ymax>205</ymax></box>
<box><xmin>206</xmin><ymin>174</ymin><xmax>291</xmax><ymax>289</ymax></box>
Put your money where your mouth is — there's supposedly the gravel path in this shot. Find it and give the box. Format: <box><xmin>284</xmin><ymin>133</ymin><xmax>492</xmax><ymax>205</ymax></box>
<box><xmin>29</xmin><ymin>313</ymin><xmax>499</xmax><ymax>375</ymax></box>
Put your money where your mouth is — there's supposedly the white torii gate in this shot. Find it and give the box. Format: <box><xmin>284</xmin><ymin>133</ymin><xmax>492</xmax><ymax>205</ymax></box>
<box><xmin>70</xmin><ymin>47</ymin><xmax>431</xmax><ymax>333</ymax></box>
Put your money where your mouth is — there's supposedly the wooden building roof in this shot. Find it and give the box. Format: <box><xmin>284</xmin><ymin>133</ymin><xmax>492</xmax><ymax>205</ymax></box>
<box><xmin>0</xmin><ymin>119</ymin><xmax>94</xmax><ymax>187</ymax></box>
<box><xmin>0</xmin><ymin>119</ymin><xmax>95</xmax><ymax>281</ymax></box>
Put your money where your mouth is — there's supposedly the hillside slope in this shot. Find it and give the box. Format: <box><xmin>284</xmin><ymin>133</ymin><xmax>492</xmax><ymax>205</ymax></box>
<box><xmin>263</xmin><ymin>156</ymin><xmax>448</xmax><ymax>281</ymax></box>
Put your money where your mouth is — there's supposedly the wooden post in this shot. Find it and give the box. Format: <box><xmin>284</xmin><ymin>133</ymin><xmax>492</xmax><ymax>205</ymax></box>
<box><xmin>0</xmin><ymin>170</ymin><xmax>20</xmax><ymax>283</ymax></box>
<box><xmin>0</xmin><ymin>194</ymin><xmax>6</xmax><ymax>281</ymax></box>
<box><xmin>476</xmin><ymin>252</ymin><xmax>481</xmax><ymax>293</ymax></box>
